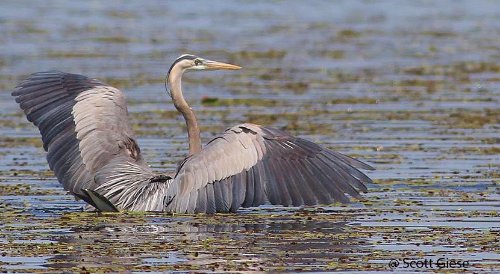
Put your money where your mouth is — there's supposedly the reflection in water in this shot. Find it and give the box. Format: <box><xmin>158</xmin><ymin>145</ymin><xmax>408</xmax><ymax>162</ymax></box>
<box><xmin>42</xmin><ymin>213</ymin><xmax>359</xmax><ymax>271</ymax></box>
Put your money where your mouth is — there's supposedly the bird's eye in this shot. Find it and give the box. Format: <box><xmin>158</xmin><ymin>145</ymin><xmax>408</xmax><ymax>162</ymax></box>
<box><xmin>194</xmin><ymin>59</ymin><xmax>202</xmax><ymax>66</ymax></box>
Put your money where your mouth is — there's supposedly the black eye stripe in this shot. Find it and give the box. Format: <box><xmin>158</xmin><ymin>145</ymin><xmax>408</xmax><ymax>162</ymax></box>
<box><xmin>168</xmin><ymin>55</ymin><xmax>199</xmax><ymax>75</ymax></box>
<box><xmin>194</xmin><ymin>59</ymin><xmax>202</xmax><ymax>65</ymax></box>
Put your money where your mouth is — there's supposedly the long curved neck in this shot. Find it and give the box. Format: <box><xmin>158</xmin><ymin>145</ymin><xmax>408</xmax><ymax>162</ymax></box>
<box><xmin>168</xmin><ymin>66</ymin><xmax>202</xmax><ymax>155</ymax></box>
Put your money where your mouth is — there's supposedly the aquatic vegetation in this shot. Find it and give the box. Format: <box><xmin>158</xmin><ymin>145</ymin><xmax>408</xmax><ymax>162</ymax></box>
<box><xmin>91</xmin><ymin>36</ymin><xmax>135</xmax><ymax>43</ymax></box>
<box><xmin>0</xmin><ymin>0</ymin><xmax>498</xmax><ymax>272</ymax></box>
<box><xmin>200</xmin><ymin>97</ymin><xmax>279</xmax><ymax>107</ymax></box>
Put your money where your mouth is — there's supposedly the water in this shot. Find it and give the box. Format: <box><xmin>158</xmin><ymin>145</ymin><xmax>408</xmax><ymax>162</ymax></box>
<box><xmin>0</xmin><ymin>0</ymin><xmax>499</xmax><ymax>272</ymax></box>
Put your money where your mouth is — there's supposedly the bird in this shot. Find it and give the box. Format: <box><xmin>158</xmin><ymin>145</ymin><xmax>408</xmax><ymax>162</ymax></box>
<box><xmin>12</xmin><ymin>54</ymin><xmax>374</xmax><ymax>213</ymax></box>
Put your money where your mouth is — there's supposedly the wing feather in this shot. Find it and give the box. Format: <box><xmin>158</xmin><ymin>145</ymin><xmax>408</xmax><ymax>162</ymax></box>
<box><xmin>13</xmin><ymin>71</ymin><xmax>170</xmax><ymax>211</ymax></box>
<box><xmin>195</xmin><ymin>187</ymin><xmax>207</xmax><ymax>213</ymax></box>
<box><xmin>213</xmin><ymin>180</ymin><xmax>225</xmax><ymax>211</ymax></box>
<box><xmin>230</xmin><ymin>173</ymin><xmax>245</xmax><ymax>212</ymax></box>
<box><xmin>269</xmin><ymin>159</ymin><xmax>292</xmax><ymax>206</ymax></box>
<box><xmin>262</xmin><ymin>158</ymin><xmax>280</xmax><ymax>205</ymax></box>
<box><xmin>242</xmin><ymin>168</ymin><xmax>254</xmax><ymax>207</ymax></box>
<box><xmin>279</xmin><ymin>159</ymin><xmax>303</xmax><ymax>206</ymax></box>
<box><xmin>166</xmin><ymin>123</ymin><xmax>374</xmax><ymax>213</ymax></box>
<box><xmin>206</xmin><ymin>183</ymin><xmax>216</xmax><ymax>214</ymax></box>
<box><xmin>252</xmin><ymin>161</ymin><xmax>267</xmax><ymax>205</ymax></box>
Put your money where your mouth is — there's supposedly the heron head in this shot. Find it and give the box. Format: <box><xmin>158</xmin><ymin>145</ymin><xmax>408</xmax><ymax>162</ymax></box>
<box><xmin>166</xmin><ymin>54</ymin><xmax>241</xmax><ymax>98</ymax></box>
<box><xmin>169</xmin><ymin>54</ymin><xmax>241</xmax><ymax>74</ymax></box>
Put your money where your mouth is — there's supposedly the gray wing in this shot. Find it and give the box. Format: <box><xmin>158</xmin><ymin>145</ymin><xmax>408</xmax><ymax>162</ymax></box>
<box><xmin>166</xmin><ymin>123</ymin><xmax>374</xmax><ymax>213</ymax></box>
<box><xmin>12</xmin><ymin>71</ymin><xmax>169</xmax><ymax>210</ymax></box>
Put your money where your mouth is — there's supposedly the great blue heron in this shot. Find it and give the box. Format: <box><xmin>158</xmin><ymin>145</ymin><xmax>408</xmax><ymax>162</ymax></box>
<box><xmin>12</xmin><ymin>54</ymin><xmax>374</xmax><ymax>213</ymax></box>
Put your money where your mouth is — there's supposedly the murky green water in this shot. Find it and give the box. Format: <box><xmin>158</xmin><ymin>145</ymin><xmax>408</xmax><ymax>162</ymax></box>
<box><xmin>1</xmin><ymin>0</ymin><xmax>499</xmax><ymax>272</ymax></box>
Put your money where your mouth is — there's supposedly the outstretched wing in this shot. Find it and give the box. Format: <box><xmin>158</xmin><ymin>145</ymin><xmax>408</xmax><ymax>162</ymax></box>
<box><xmin>166</xmin><ymin>123</ymin><xmax>374</xmax><ymax>213</ymax></box>
<box><xmin>12</xmin><ymin>71</ymin><xmax>168</xmax><ymax>209</ymax></box>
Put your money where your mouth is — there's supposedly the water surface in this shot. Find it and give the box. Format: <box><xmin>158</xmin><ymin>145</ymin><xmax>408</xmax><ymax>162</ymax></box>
<box><xmin>0</xmin><ymin>0</ymin><xmax>499</xmax><ymax>272</ymax></box>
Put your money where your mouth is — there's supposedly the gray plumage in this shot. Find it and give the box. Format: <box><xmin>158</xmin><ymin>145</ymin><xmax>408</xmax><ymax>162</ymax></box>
<box><xmin>12</xmin><ymin>55</ymin><xmax>374</xmax><ymax>213</ymax></box>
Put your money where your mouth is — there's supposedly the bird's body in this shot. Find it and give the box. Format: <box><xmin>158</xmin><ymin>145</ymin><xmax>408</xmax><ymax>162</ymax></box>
<box><xmin>12</xmin><ymin>54</ymin><xmax>374</xmax><ymax>213</ymax></box>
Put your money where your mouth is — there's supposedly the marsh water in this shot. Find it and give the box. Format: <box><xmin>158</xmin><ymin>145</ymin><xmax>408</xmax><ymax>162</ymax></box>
<box><xmin>0</xmin><ymin>0</ymin><xmax>499</xmax><ymax>272</ymax></box>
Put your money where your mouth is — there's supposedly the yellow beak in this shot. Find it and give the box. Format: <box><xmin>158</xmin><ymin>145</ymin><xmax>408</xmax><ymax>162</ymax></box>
<box><xmin>205</xmin><ymin>60</ymin><xmax>241</xmax><ymax>70</ymax></box>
